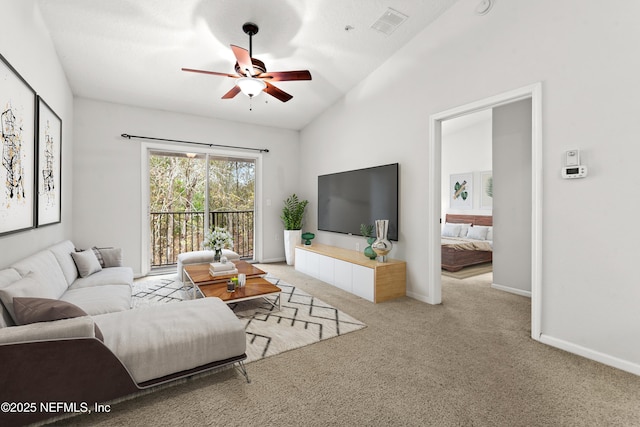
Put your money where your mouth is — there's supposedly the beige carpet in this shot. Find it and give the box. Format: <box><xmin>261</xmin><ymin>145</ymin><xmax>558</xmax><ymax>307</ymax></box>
<box><xmin>441</xmin><ymin>262</ymin><xmax>493</xmax><ymax>279</ymax></box>
<box><xmin>48</xmin><ymin>263</ymin><xmax>640</xmax><ymax>427</ymax></box>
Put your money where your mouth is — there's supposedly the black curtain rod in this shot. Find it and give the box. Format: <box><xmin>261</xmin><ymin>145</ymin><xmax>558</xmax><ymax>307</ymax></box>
<box><xmin>121</xmin><ymin>133</ymin><xmax>269</xmax><ymax>153</ymax></box>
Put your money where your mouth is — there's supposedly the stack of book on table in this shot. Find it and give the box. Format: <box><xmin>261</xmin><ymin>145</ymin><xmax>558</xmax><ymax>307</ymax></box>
<box><xmin>209</xmin><ymin>261</ymin><xmax>238</xmax><ymax>277</ymax></box>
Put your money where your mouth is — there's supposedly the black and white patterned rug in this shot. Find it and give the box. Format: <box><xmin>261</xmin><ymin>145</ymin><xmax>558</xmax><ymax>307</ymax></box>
<box><xmin>132</xmin><ymin>274</ymin><xmax>366</xmax><ymax>363</ymax></box>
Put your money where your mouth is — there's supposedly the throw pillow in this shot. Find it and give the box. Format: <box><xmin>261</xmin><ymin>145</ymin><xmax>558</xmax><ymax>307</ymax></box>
<box><xmin>95</xmin><ymin>247</ymin><xmax>123</xmax><ymax>268</ymax></box>
<box><xmin>0</xmin><ymin>271</ymin><xmax>56</xmax><ymax>323</ymax></box>
<box><xmin>71</xmin><ymin>250</ymin><xmax>103</xmax><ymax>278</ymax></box>
<box><xmin>13</xmin><ymin>297</ymin><xmax>104</xmax><ymax>341</ymax></box>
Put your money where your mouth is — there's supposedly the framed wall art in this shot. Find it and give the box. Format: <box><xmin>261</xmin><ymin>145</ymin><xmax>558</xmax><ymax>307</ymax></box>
<box><xmin>450</xmin><ymin>172</ymin><xmax>473</xmax><ymax>210</ymax></box>
<box><xmin>480</xmin><ymin>170</ymin><xmax>493</xmax><ymax>210</ymax></box>
<box><xmin>0</xmin><ymin>54</ymin><xmax>36</xmax><ymax>236</ymax></box>
<box><xmin>36</xmin><ymin>96</ymin><xmax>62</xmax><ymax>227</ymax></box>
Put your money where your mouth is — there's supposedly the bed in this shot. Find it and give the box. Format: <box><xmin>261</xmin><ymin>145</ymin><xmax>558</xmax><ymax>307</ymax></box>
<box><xmin>441</xmin><ymin>214</ymin><xmax>493</xmax><ymax>272</ymax></box>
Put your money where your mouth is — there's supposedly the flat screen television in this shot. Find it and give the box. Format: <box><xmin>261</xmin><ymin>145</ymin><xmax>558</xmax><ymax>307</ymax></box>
<box><xmin>318</xmin><ymin>163</ymin><xmax>399</xmax><ymax>241</ymax></box>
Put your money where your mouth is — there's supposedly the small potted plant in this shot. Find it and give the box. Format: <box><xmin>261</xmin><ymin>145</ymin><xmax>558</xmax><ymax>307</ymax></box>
<box><xmin>360</xmin><ymin>223</ymin><xmax>377</xmax><ymax>260</ymax></box>
<box><xmin>202</xmin><ymin>227</ymin><xmax>234</xmax><ymax>261</ymax></box>
<box><xmin>281</xmin><ymin>194</ymin><xmax>309</xmax><ymax>265</ymax></box>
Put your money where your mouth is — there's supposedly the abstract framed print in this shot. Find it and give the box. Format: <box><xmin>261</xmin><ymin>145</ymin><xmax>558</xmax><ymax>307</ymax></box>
<box><xmin>36</xmin><ymin>96</ymin><xmax>62</xmax><ymax>227</ymax></box>
<box><xmin>0</xmin><ymin>54</ymin><xmax>36</xmax><ymax>236</ymax></box>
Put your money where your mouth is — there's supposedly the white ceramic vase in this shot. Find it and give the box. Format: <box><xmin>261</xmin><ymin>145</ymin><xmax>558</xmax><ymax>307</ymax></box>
<box><xmin>284</xmin><ymin>229</ymin><xmax>302</xmax><ymax>265</ymax></box>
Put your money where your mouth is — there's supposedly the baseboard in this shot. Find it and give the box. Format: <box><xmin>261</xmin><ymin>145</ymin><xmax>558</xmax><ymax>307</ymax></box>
<box><xmin>259</xmin><ymin>257</ymin><xmax>286</xmax><ymax>264</ymax></box>
<box><xmin>491</xmin><ymin>282</ymin><xmax>531</xmax><ymax>298</ymax></box>
<box><xmin>539</xmin><ymin>334</ymin><xmax>640</xmax><ymax>376</ymax></box>
<box><xmin>406</xmin><ymin>290</ymin><xmax>437</xmax><ymax>305</ymax></box>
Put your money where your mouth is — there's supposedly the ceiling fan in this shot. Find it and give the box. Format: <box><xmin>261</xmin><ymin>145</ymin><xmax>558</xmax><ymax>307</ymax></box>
<box><xmin>182</xmin><ymin>22</ymin><xmax>312</xmax><ymax>103</ymax></box>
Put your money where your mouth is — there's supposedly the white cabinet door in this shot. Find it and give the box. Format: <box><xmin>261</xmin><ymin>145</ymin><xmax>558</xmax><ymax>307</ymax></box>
<box><xmin>295</xmin><ymin>248</ymin><xmax>307</xmax><ymax>274</ymax></box>
<box><xmin>333</xmin><ymin>259</ymin><xmax>353</xmax><ymax>293</ymax></box>
<box><xmin>352</xmin><ymin>264</ymin><xmax>375</xmax><ymax>302</ymax></box>
<box><xmin>317</xmin><ymin>254</ymin><xmax>335</xmax><ymax>285</ymax></box>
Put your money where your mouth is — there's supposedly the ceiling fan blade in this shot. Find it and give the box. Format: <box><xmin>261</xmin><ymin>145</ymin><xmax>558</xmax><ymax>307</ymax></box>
<box><xmin>230</xmin><ymin>45</ymin><xmax>254</xmax><ymax>76</ymax></box>
<box><xmin>264</xmin><ymin>82</ymin><xmax>293</xmax><ymax>102</ymax></box>
<box><xmin>260</xmin><ymin>70</ymin><xmax>312</xmax><ymax>82</ymax></box>
<box><xmin>182</xmin><ymin>68</ymin><xmax>237</xmax><ymax>78</ymax></box>
<box><xmin>221</xmin><ymin>85</ymin><xmax>242</xmax><ymax>99</ymax></box>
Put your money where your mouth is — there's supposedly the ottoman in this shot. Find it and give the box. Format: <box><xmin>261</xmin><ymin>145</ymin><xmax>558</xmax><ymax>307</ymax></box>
<box><xmin>177</xmin><ymin>249</ymin><xmax>241</xmax><ymax>283</ymax></box>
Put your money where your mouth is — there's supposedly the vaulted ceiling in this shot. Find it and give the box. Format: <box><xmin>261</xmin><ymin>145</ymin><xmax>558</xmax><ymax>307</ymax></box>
<box><xmin>37</xmin><ymin>0</ymin><xmax>459</xmax><ymax>130</ymax></box>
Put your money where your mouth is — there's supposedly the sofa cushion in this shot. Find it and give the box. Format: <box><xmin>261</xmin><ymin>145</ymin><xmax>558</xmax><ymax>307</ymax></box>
<box><xmin>71</xmin><ymin>250</ymin><xmax>103</xmax><ymax>278</ymax></box>
<box><xmin>0</xmin><ymin>268</ymin><xmax>23</xmax><ymax>328</ymax></box>
<box><xmin>11</xmin><ymin>251</ymin><xmax>68</xmax><ymax>298</ymax></box>
<box><xmin>48</xmin><ymin>240</ymin><xmax>79</xmax><ymax>286</ymax></box>
<box><xmin>0</xmin><ymin>316</ymin><xmax>97</xmax><ymax>344</ymax></box>
<box><xmin>60</xmin><ymin>285</ymin><xmax>132</xmax><ymax>315</ymax></box>
<box><xmin>68</xmin><ymin>267</ymin><xmax>133</xmax><ymax>290</ymax></box>
<box><xmin>13</xmin><ymin>297</ymin><xmax>104</xmax><ymax>341</ymax></box>
<box><xmin>0</xmin><ymin>272</ymin><xmax>57</xmax><ymax>323</ymax></box>
<box><xmin>93</xmin><ymin>298</ymin><xmax>246</xmax><ymax>383</ymax></box>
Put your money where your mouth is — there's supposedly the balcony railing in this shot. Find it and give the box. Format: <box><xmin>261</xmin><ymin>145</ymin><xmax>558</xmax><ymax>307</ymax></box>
<box><xmin>150</xmin><ymin>210</ymin><xmax>254</xmax><ymax>267</ymax></box>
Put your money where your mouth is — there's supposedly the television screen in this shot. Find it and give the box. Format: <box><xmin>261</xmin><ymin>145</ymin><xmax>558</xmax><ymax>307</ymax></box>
<box><xmin>318</xmin><ymin>163</ymin><xmax>399</xmax><ymax>241</ymax></box>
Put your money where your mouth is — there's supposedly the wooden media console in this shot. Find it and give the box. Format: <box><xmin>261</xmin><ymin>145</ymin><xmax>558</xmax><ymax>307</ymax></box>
<box><xmin>295</xmin><ymin>243</ymin><xmax>406</xmax><ymax>303</ymax></box>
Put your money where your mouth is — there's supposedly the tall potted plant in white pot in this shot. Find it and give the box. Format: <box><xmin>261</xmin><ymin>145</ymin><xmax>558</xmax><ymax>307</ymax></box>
<box><xmin>281</xmin><ymin>194</ymin><xmax>309</xmax><ymax>265</ymax></box>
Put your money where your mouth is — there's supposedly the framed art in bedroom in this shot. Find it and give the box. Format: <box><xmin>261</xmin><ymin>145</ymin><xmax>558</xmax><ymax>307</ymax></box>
<box><xmin>0</xmin><ymin>53</ymin><xmax>37</xmax><ymax>236</ymax></box>
<box><xmin>450</xmin><ymin>172</ymin><xmax>472</xmax><ymax>209</ymax></box>
<box><xmin>480</xmin><ymin>170</ymin><xmax>493</xmax><ymax>210</ymax></box>
<box><xmin>36</xmin><ymin>96</ymin><xmax>62</xmax><ymax>227</ymax></box>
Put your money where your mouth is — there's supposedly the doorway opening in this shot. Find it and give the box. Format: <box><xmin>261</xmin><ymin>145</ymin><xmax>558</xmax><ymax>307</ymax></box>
<box><xmin>428</xmin><ymin>83</ymin><xmax>543</xmax><ymax>340</ymax></box>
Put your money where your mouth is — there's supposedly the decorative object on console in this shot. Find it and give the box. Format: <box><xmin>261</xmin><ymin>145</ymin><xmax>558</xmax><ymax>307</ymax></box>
<box><xmin>0</xmin><ymin>53</ymin><xmax>36</xmax><ymax>236</ymax></box>
<box><xmin>36</xmin><ymin>96</ymin><xmax>62</xmax><ymax>227</ymax></box>
<box><xmin>372</xmin><ymin>219</ymin><xmax>393</xmax><ymax>262</ymax></box>
<box><xmin>360</xmin><ymin>223</ymin><xmax>377</xmax><ymax>260</ymax></box>
<box><xmin>203</xmin><ymin>227</ymin><xmax>234</xmax><ymax>261</ymax></box>
<box><xmin>281</xmin><ymin>194</ymin><xmax>309</xmax><ymax>265</ymax></box>
<box><xmin>301</xmin><ymin>232</ymin><xmax>315</xmax><ymax>245</ymax></box>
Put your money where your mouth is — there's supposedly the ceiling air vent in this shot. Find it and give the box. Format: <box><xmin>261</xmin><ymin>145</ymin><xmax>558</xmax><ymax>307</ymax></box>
<box><xmin>370</xmin><ymin>8</ymin><xmax>408</xmax><ymax>36</ymax></box>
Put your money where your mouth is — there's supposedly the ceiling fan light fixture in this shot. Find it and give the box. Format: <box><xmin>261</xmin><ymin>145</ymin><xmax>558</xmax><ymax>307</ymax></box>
<box><xmin>236</xmin><ymin>77</ymin><xmax>266</xmax><ymax>98</ymax></box>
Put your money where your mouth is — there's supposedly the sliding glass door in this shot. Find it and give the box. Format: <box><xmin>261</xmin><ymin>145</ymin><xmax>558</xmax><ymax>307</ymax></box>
<box><xmin>148</xmin><ymin>150</ymin><xmax>255</xmax><ymax>270</ymax></box>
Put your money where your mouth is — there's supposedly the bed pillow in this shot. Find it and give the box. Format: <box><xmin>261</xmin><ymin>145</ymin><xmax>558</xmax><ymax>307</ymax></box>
<box><xmin>471</xmin><ymin>225</ymin><xmax>493</xmax><ymax>240</ymax></box>
<box><xmin>442</xmin><ymin>223</ymin><xmax>461</xmax><ymax>238</ymax></box>
<box><xmin>13</xmin><ymin>297</ymin><xmax>104</xmax><ymax>341</ymax></box>
<box><xmin>71</xmin><ymin>250</ymin><xmax>102</xmax><ymax>278</ymax></box>
<box><xmin>467</xmin><ymin>226</ymin><xmax>489</xmax><ymax>240</ymax></box>
<box><xmin>449</xmin><ymin>222</ymin><xmax>471</xmax><ymax>238</ymax></box>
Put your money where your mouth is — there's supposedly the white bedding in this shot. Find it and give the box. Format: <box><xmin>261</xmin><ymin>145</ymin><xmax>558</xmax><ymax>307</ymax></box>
<box><xmin>441</xmin><ymin>236</ymin><xmax>493</xmax><ymax>252</ymax></box>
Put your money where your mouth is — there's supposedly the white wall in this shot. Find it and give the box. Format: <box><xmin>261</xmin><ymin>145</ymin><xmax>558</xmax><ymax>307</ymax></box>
<box><xmin>73</xmin><ymin>98</ymin><xmax>299</xmax><ymax>275</ymax></box>
<box><xmin>0</xmin><ymin>0</ymin><xmax>74</xmax><ymax>268</ymax></box>
<box><xmin>299</xmin><ymin>0</ymin><xmax>640</xmax><ymax>373</ymax></box>
<box><xmin>441</xmin><ymin>109</ymin><xmax>492</xmax><ymax>218</ymax></box>
<box><xmin>492</xmin><ymin>99</ymin><xmax>532</xmax><ymax>295</ymax></box>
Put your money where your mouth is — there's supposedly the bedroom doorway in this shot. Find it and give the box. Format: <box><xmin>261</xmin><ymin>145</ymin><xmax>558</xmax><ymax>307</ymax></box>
<box><xmin>440</xmin><ymin>110</ymin><xmax>493</xmax><ymax>280</ymax></box>
<box><xmin>427</xmin><ymin>83</ymin><xmax>543</xmax><ymax>340</ymax></box>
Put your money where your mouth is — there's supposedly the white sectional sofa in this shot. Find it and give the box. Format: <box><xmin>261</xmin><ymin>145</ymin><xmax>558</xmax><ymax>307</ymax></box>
<box><xmin>0</xmin><ymin>240</ymin><xmax>247</xmax><ymax>426</ymax></box>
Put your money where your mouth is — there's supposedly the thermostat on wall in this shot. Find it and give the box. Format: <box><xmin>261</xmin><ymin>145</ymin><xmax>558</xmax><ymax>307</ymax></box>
<box><xmin>562</xmin><ymin>165</ymin><xmax>588</xmax><ymax>179</ymax></box>
<box><xmin>562</xmin><ymin>149</ymin><xmax>587</xmax><ymax>179</ymax></box>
